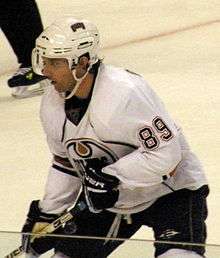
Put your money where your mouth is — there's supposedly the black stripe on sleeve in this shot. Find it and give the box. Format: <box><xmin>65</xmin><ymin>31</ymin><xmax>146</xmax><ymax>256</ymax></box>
<box><xmin>52</xmin><ymin>164</ymin><xmax>79</xmax><ymax>178</ymax></box>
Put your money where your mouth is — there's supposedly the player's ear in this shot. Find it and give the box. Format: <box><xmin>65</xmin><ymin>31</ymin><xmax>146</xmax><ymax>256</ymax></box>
<box><xmin>75</xmin><ymin>56</ymin><xmax>90</xmax><ymax>78</ymax></box>
<box><xmin>78</xmin><ymin>56</ymin><xmax>89</xmax><ymax>70</ymax></box>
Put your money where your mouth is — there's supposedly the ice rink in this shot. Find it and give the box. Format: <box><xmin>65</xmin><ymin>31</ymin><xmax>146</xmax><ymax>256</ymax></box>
<box><xmin>0</xmin><ymin>0</ymin><xmax>220</xmax><ymax>257</ymax></box>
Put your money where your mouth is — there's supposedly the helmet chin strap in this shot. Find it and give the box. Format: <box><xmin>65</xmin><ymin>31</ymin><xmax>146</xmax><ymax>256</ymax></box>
<box><xmin>59</xmin><ymin>64</ymin><xmax>92</xmax><ymax>100</ymax></box>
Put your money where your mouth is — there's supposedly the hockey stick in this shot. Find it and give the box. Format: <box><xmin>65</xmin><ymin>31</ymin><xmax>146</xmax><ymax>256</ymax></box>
<box><xmin>5</xmin><ymin>159</ymin><xmax>88</xmax><ymax>257</ymax></box>
<box><xmin>5</xmin><ymin>198</ymin><xmax>86</xmax><ymax>258</ymax></box>
<box><xmin>70</xmin><ymin>159</ymin><xmax>102</xmax><ymax>213</ymax></box>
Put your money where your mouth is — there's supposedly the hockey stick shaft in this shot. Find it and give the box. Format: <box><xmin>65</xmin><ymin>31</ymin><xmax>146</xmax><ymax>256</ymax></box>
<box><xmin>4</xmin><ymin>200</ymin><xmax>86</xmax><ymax>258</ymax></box>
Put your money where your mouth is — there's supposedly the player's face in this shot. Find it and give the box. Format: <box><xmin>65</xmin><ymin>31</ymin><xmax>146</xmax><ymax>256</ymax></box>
<box><xmin>42</xmin><ymin>57</ymin><xmax>76</xmax><ymax>93</ymax></box>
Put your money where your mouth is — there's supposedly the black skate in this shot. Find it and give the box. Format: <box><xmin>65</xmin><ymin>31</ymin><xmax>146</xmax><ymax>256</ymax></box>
<box><xmin>8</xmin><ymin>67</ymin><xmax>46</xmax><ymax>87</ymax></box>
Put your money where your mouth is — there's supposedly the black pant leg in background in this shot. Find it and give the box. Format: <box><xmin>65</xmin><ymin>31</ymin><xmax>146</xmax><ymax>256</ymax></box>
<box><xmin>0</xmin><ymin>0</ymin><xmax>43</xmax><ymax>66</ymax></box>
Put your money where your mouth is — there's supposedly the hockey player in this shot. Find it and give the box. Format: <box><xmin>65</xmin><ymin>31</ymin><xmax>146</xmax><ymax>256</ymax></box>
<box><xmin>21</xmin><ymin>16</ymin><xmax>209</xmax><ymax>258</ymax></box>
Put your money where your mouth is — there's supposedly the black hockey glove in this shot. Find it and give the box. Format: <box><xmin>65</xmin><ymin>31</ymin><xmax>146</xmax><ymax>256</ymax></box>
<box><xmin>21</xmin><ymin>200</ymin><xmax>60</xmax><ymax>255</ymax></box>
<box><xmin>84</xmin><ymin>163</ymin><xmax>120</xmax><ymax>211</ymax></box>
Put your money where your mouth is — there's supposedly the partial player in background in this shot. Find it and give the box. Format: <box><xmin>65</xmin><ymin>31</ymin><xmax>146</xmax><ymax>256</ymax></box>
<box><xmin>21</xmin><ymin>16</ymin><xmax>209</xmax><ymax>258</ymax></box>
<box><xmin>0</xmin><ymin>0</ymin><xmax>45</xmax><ymax>98</ymax></box>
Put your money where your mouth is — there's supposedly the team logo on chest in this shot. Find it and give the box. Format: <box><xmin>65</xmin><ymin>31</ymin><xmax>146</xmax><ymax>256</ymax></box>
<box><xmin>65</xmin><ymin>138</ymin><xmax>118</xmax><ymax>167</ymax></box>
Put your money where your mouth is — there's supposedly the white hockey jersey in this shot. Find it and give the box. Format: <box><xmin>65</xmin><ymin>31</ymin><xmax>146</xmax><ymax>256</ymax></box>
<box><xmin>39</xmin><ymin>63</ymin><xmax>207</xmax><ymax>214</ymax></box>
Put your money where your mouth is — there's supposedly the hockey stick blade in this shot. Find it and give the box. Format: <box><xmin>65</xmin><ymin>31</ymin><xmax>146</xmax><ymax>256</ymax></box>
<box><xmin>4</xmin><ymin>201</ymin><xmax>87</xmax><ymax>258</ymax></box>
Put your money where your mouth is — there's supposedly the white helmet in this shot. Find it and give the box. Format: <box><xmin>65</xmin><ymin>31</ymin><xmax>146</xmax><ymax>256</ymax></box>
<box><xmin>32</xmin><ymin>16</ymin><xmax>100</xmax><ymax>75</ymax></box>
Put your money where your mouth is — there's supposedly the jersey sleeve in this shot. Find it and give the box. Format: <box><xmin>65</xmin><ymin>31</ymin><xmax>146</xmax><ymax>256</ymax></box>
<box><xmin>39</xmin><ymin>165</ymin><xmax>81</xmax><ymax>214</ymax></box>
<box><xmin>39</xmin><ymin>86</ymin><xmax>81</xmax><ymax>213</ymax></box>
<box><xmin>102</xmin><ymin>78</ymin><xmax>182</xmax><ymax>190</ymax></box>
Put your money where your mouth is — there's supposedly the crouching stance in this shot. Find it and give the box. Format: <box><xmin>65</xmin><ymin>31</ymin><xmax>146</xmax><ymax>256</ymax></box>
<box><xmin>21</xmin><ymin>16</ymin><xmax>209</xmax><ymax>258</ymax></box>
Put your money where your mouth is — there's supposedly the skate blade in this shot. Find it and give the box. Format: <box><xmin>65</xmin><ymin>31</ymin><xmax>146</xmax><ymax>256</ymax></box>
<box><xmin>11</xmin><ymin>86</ymin><xmax>44</xmax><ymax>99</ymax></box>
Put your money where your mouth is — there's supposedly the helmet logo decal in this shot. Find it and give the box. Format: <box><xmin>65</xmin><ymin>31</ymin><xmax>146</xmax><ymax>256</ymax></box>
<box><xmin>41</xmin><ymin>35</ymin><xmax>49</xmax><ymax>41</ymax></box>
<box><xmin>71</xmin><ymin>22</ymin><xmax>86</xmax><ymax>32</ymax></box>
